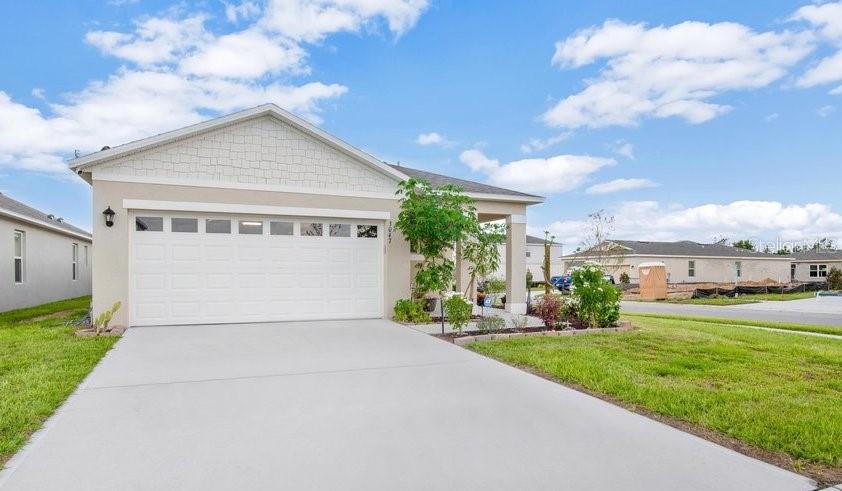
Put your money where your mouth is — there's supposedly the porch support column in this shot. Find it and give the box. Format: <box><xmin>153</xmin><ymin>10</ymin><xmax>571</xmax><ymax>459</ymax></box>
<box><xmin>505</xmin><ymin>214</ymin><xmax>527</xmax><ymax>314</ymax></box>
<box><xmin>455</xmin><ymin>242</ymin><xmax>473</xmax><ymax>299</ymax></box>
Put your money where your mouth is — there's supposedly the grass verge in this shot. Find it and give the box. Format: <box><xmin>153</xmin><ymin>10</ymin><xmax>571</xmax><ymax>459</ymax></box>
<box><xmin>623</xmin><ymin>312</ymin><xmax>842</xmax><ymax>336</ymax></box>
<box><xmin>468</xmin><ymin>316</ymin><xmax>842</xmax><ymax>484</ymax></box>
<box><xmin>1</xmin><ymin>296</ymin><xmax>117</xmax><ymax>467</ymax></box>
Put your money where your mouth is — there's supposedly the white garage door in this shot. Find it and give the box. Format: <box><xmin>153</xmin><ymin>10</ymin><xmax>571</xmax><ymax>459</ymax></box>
<box><xmin>129</xmin><ymin>213</ymin><xmax>383</xmax><ymax>326</ymax></box>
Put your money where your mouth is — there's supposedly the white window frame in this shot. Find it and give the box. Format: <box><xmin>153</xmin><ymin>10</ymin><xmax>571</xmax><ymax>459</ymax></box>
<box><xmin>735</xmin><ymin>261</ymin><xmax>742</xmax><ymax>278</ymax></box>
<box><xmin>688</xmin><ymin>260</ymin><xmax>695</xmax><ymax>278</ymax></box>
<box><xmin>84</xmin><ymin>245</ymin><xmax>89</xmax><ymax>267</ymax></box>
<box><xmin>809</xmin><ymin>264</ymin><xmax>828</xmax><ymax>278</ymax></box>
<box><xmin>14</xmin><ymin>230</ymin><xmax>25</xmax><ymax>284</ymax></box>
<box><xmin>72</xmin><ymin>243</ymin><xmax>79</xmax><ymax>281</ymax></box>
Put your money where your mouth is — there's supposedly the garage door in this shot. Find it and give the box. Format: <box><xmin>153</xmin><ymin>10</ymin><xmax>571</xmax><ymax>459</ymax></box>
<box><xmin>129</xmin><ymin>213</ymin><xmax>383</xmax><ymax>326</ymax></box>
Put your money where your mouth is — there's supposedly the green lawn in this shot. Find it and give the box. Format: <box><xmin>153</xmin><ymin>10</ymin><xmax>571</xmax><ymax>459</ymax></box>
<box><xmin>0</xmin><ymin>297</ymin><xmax>117</xmax><ymax>466</ymax></box>
<box><xmin>469</xmin><ymin>316</ymin><xmax>842</xmax><ymax>479</ymax></box>
<box><xmin>637</xmin><ymin>291</ymin><xmax>818</xmax><ymax>306</ymax></box>
<box><xmin>624</xmin><ymin>312</ymin><xmax>842</xmax><ymax>336</ymax></box>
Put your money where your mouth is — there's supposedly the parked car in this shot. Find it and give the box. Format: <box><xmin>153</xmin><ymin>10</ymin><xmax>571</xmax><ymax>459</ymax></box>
<box><xmin>551</xmin><ymin>274</ymin><xmax>573</xmax><ymax>291</ymax></box>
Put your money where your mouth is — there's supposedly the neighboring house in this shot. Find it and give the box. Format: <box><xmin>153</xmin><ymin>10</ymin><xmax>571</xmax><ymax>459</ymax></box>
<box><xmin>1</xmin><ymin>193</ymin><xmax>92</xmax><ymax>312</ymax></box>
<box><xmin>790</xmin><ymin>249</ymin><xmax>842</xmax><ymax>282</ymax></box>
<box><xmin>561</xmin><ymin>240</ymin><xmax>792</xmax><ymax>284</ymax></box>
<box><xmin>495</xmin><ymin>235</ymin><xmax>564</xmax><ymax>281</ymax></box>
<box><xmin>69</xmin><ymin>104</ymin><xmax>542</xmax><ymax>327</ymax></box>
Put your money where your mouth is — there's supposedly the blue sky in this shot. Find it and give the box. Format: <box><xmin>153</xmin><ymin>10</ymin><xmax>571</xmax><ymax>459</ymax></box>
<box><xmin>1</xmin><ymin>0</ymin><xmax>841</xmax><ymax>249</ymax></box>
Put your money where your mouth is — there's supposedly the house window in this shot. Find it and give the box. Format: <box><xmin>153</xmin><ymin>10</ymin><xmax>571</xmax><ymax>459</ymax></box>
<box><xmin>300</xmin><ymin>223</ymin><xmax>323</xmax><ymax>237</ymax></box>
<box><xmin>13</xmin><ymin>230</ymin><xmax>24</xmax><ymax>283</ymax></box>
<box><xmin>270</xmin><ymin>221</ymin><xmax>294</xmax><ymax>236</ymax></box>
<box><xmin>171</xmin><ymin>218</ymin><xmax>198</xmax><ymax>233</ymax></box>
<box><xmin>809</xmin><ymin>264</ymin><xmax>828</xmax><ymax>278</ymax></box>
<box><xmin>206</xmin><ymin>219</ymin><xmax>231</xmax><ymax>234</ymax></box>
<box><xmin>238</xmin><ymin>220</ymin><xmax>263</xmax><ymax>235</ymax></box>
<box><xmin>329</xmin><ymin>223</ymin><xmax>351</xmax><ymax>237</ymax></box>
<box><xmin>135</xmin><ymin>217</ymin><xmax>163</xmax><ymax>232</ymax></box>
<box><xmin>688</xmin><ymin>260</ymin><xmax>695</xmax><ymax>278</ymax></box>
<box><xmin>735</xmin><ymin>261</ymin><xmax>742</xmax><ymax>278</ymax></box>
<box><xmin>357</xmin><ymin>225</ymin><xmax>378</xmax><ymax>238</ymax></box>
<box><xmin>84</xmin><ymin>245</ymin><xmax>89</xmax><ymax>267</ymax></box>
<box><xmin>526</xmin><ymin>251</ymin><xmax>531</xmax><ymax>258</ymax></box>
<box><xmin>72</xmin><ymin>243</ymin><xmax>78</xmax><ymax>281</ymax></box>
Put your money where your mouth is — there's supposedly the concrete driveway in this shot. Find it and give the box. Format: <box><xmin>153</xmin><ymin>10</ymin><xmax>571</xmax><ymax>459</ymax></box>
<box><xmin>0</xmin><ymin>320</ymin><xmax>815</xmax><ymax>491</ymax></box>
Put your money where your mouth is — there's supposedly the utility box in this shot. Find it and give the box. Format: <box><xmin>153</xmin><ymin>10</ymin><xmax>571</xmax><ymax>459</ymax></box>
<box><xmin>638</xmin><ymin>262</ymin><xmax>668</xmax><ymax>300</ymax></box>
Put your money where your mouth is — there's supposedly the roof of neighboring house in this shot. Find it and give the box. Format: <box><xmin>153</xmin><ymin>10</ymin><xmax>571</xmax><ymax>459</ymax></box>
<box><xmin>791</xmin><ymin>249</ymin><xmax>842</xmax><ymax>261</ymax></box>
<box><xmin>389</xmin><ymin>164</ymin><xmax>542</xmax><ymax>201</ymax></box>
<box><xmin>0</xmin><ymin>193</ymin><xmax>91</xmax><ymax>240</ymax></box>
<box><xmin>525</xmin><ymin>234</ymin><xmax>562</xmax><ymax>245</ymax></box>
<box><xmin>565</xmin><ymin>240</ymin><xmax>790</xmax><ymax>260</ymax></box>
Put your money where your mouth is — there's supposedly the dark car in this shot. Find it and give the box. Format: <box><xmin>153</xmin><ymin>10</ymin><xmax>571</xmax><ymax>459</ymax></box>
<box><xmin>551</xmin><ymin>274</ymin><xmax>573</xmax><ymax>291</ymax></box>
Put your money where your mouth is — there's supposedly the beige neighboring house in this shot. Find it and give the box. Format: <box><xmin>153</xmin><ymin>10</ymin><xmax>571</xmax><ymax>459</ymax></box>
<box><xmin>790</xmin><ymin>249</ymin><xmax>842</xmax><ymax>282</ymax></box>
<box><xmin>495</xmin><ymin>235</ymin><xmax>564</xmax><ymax>282</ymax></box>
<box><xmin>68</xmin><ymin>104</ymin><xmax>543</xmax><ymax>327</ymax></box>
<box><xmin>561</xmin><ymin>240</ymin><xmax>792</xmax><ymax>284</ymax></box>
<box><xmin>1</xmin><ymin>193</ymin><xmax>92</xmax><ymax>312</ymax></box>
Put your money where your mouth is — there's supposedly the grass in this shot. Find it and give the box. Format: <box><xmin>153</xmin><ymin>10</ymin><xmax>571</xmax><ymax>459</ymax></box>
<box><xmin>623</xmin><ymin>312</ymin><xmax>842</xmax><ymax>337</ymax></box>
<box><xmin>0</xmin><ymin>296</ymin><xmax>117</xmax><ymax>466</ymax></box>
<box><xmin>468</xmin><ymin>316</ymin><xmax>842</xmax><ymax>480</ymax></box>
<box><xmin>634</xmin><ymin>291</ymin><xmax>819</xmax><ymax>306</ymax></box>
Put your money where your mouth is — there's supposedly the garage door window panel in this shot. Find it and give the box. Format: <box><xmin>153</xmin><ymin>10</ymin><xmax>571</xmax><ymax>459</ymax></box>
<box><xmin>239</xmin><ymin>220</ymin><xmax>264</xmax><ymax>235</ymax></box>
<box><xmin>270</xmin><ymin>221</ymin><xmax>294</xmax><ymax>236</ymax></box>
<box><xmin>206</xmin><ymin>219</ymin><xmax>231</xmax><ymax>234</ymax></box>
<box><xmin>357</xmin><ymin>225</ymin><xmax>378</xmax><ymax>238</ymax></box>
<box><xmin>136</xmin><ymin>217</ymin><xmax>163</xmax><ymax>232</ymax></box>
<box><xmin>329</xmin><ymin>223</ymin><xmax>351</xmax><ymax>237</ymax></box>
<box><xmin>172</xmin><ymin>218</ymin><xmax>198</xmax><ymax>233</ymax></box>
<box><xmin>301</xmin><ymin>223</ymin><xmax>323</xmax><ymax>237</ymax></box>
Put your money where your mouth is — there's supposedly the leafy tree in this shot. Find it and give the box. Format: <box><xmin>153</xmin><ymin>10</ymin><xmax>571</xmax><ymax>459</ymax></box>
<box><xmin>828</xmin><ymin>267</ymin><xmax>842</xmax><ymax>290</ymax></box>
<box><xmin>461</xmin><ymin>223</ymin><xmax>506</xmax><ymax>300</ymax></box>
<box><xmin>395</xmin><ymin>178</ymin><xmax>478</xmax><ymax>331</ymax></box>
<box><xmin>732</xmin><ymin>239</ymin><xmax>755</xmax><ymax>251</ymax></box>
<box><xmin>776</xmin><ymin>246</ymin><xmax>792</xmax><ymax>255</ymax></box>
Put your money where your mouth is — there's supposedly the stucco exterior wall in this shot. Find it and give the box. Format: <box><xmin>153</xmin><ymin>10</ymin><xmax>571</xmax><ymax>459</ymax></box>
<box><xmin>564</xmin><ymin>256</ymin><xmax>791</xmax><ymax>284</ymax></box>
<box><xmin>94</xmin><ymin>115</ymin><xmax>396</xmax><ymax>194</ymax></box>
<box><xmin>0</xmin><ymin>216</ymin><xmax>92</xmax><ymax>312</ymax></box>
<box><xmin>792</xmin><ymin>260</ymin><xmax>842</xmax><ymax>282</ymax></box>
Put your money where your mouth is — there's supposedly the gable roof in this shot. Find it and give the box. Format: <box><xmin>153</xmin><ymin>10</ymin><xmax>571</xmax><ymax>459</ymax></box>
<box><xmin>389</xmin><ymin>164</ymin><xmax>542</xmax><ymax>202</ymax></box>
<box><xmin>526</xmin><ymin>234</ymin><xmax>561</xmax><ymax>244</ymax></box>
<box><xmin>791</xmin><ymin>249</ymin><xmax>842</xmax><ymax>261</ymax></box>
<box><xmin>69</xmin><ymin>104</ymin><xmax>408</xmax><ymax>183</ymax></box>
<box><xmin>0</xmin><ymin>193</ymin><xmax>91</xmax><ymax>240</ymax></box>
<box><xmin>566</xmin><ymin>240</ymin><xmax>791</xmax><ymax>260</ymax></box>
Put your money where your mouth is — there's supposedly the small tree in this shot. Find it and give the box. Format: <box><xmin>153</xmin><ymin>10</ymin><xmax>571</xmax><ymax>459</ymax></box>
<box><xmin>579</xmin><ymin>210</ymin><xmax>625</xmax><ymax>275</ymax></box>
<box><xmin>542</xmin><ymin>231</ymin><xmax>555</xmax><ymax>295</ymax></box>
<box><xmin>395</xmin><ymin>178</ymin><xmax>478</xmax><ymax>332</ymax></box>
<box><xmin>732</xmin><ymin>239</ymin><xmax>755</xmax><ymax>251</ymax></box>
<box><xmin>828</xmin><ymin>267</ymin><xmax>842</xmax><ymax>290</ymax></box>
<box><xmin>461</xmin><ymin>223</ymin><xmax>506</xmax><ymax>300</ymax></box>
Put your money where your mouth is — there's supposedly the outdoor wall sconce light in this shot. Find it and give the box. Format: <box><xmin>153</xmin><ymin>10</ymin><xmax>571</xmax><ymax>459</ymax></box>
<box><xmin>102</xmin><ymin>206</ymin><xmax>115</xmax><ymax>227</ymax></box>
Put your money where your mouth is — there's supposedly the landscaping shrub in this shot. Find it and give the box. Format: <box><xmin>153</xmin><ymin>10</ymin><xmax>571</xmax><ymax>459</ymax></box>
<box><xmin>535</xmin><ymin>293</ymin><xmax>563</xmax><ymax>329</ymax></box>
<box><xmin>619</xmin><ymin>272</ymin><xmax>630</xmax><ymax>284</ymax></box>
<box><xmin>444</xmin><ymin>295</ymin><xmax>473</xmax><ymax>332</ymax></box>
<box><xmin>510</xmin><ymin>314</ymin><xmax>529</xmax><ymax>330</ymax></box>
<box><xmin>571</xmin><ymin>264</ymin><xmax>621</xmax><ymax>328</ymax></box>
<box><xmin>560</xmin><ymin>297</ymin><xmax>578</xmax><ymax>322</ymax></box>
<box><xmin>476</xmin><ymin>315</ymin><xmax>505</xmax><ymax>333</ymax></box>
<box><xmin>393</xmin><ymin>299</ymin><xmax>432</xmax><ymax>323</ymax></box>
<box><xmin>828</xmin><ymin>267</ymin><xmax>842</xmax><ymax>290</ymax></box>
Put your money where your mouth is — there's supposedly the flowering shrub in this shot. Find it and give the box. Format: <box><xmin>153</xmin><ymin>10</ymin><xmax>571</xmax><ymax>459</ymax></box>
<box><xmin>571</xmin><ymin>264</ymin><xmax>620</xmax><ymax>328</ymax></box>
<box><xmin>535</xmin><ymin>294</ymin><xmax>563</xmax><ymax>329</ymax></box>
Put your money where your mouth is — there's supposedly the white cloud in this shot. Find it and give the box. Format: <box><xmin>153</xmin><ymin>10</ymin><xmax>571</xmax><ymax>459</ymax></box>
<box><xmin>543</xmin><ymin>20</ymin><xmax>814</xmax><ymax>129</ymax></box>
<box><xmin>1</xmin><ymin>1</ymin><xmax>428</xmax><ymax>173</ymax></box>
<box><xmin>459</xmin><ymin>149</ymin><xmax>615</xmax><ymax>195</ymax></box>
<box><xmin>538</xmin><ymin>200</ymin><xmax>842</xmax><ymax>249</ymax></box>
<box><xmin>612</xmin><ymin>140</ymin><xmax>634</xmax><ymax>159</ymax></box>
<box><xmin>793</xmin><ymin>2</ymin><xmax>842</xmax><ymax>88</ymax></box>
<box><xmin>765</xmin><ymin>112</ymin><xmax>780</xmax><ymax>122</ymax></box>
<box><xmin>520</xmin><ymin>132</ymin><xmax>570</xmax><ymax>154</ymax></box>
<box><xmin>817</xmin><ymin>104</ymin><xmax>836</xmax><ymax>117</ymax></box>
<box><xmin>585</xmin><ymin>178</ymin><xmax>656</xmax><ymax>195</ymax></box>
<box><xmin>416</xmin><ymin>131</ymin><xmax>453</xmax><ymax>147</ymax></box>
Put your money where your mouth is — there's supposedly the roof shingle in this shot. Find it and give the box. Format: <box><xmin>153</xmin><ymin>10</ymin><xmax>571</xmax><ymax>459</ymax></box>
<box><xmin>0</xmin><ymin>193</ymin><xmax>91</xmax><ymax>239</ymax></box>
<box><xmin>389</xmin><ymin>164</ymin><xmax>542</xmax><ymax>200</ymax></box>
<box><xmin>568</xmin><ymin>240</ymin><xmax>790</xmax><ymax>259</ymax></box>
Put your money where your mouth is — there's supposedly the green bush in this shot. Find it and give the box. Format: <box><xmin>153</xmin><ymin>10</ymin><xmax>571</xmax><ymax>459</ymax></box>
<box><xmin>828</xmin><ymin>267</ymin><xmax>842</xmax><ymax>290</ymax></box>
<box><xmin>571</xmin><ymin>264</ymin><xmax>621</xmax><ymax>328</ymax></box>
<box><xmin>444</xmin><ymin>295</ymin><xmax>473</xmax><ymax>332</ymax></box>
<box><xmin>476</xmin><ymin>315</ymin><xmax>505</xmax><ymax>333</ymax></box>
<box><xmin>535</xmin><ymin>293</ymin><xmax>563</xmax><ymax>329</ymax></box>
<box><xmin>393</xmin><ymin>299</ymin><xmax>432</xmax><ymax>323</ymax></box>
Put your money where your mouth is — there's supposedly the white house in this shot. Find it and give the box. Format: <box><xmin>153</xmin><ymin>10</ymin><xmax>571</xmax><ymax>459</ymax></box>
<box><xmin>791</xmin><ymin>249</ymin><xmax>842</xmax><ymax>282</ymax></box>
<box><xmin>562</xmin><ymin>240</ymin><xmax>792</xmax><ymax>284</ymax></box>
<box><xmin>69</xmin><ymin>104</ymin><xmax>542</xmax><ymax>327</ymax></box>
<box><xmin>1</xmin><ymin>193</ymin><xmax>92</xmax><ymax>312</ymax></box>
